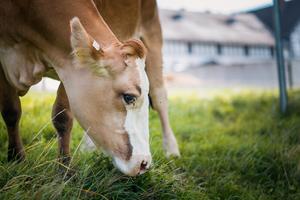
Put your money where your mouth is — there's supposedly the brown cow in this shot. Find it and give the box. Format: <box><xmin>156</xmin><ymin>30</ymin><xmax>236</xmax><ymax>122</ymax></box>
<box><xmin>0</xmin><ymin>0</ymin><xmax>180</xmax><ymax>176</ymax></box>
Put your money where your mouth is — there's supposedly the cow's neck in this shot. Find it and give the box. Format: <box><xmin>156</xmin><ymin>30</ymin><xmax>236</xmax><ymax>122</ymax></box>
<box><xmin>43</xmin><ymin>1</ymin><xmax>120</xmax><ymax>100</ymax></box>
<box><xmin>76</xmin><ymin>11</ymin><xmax>119</xmax><ymax>48</ymax></box>
<box><xmin>54</xmin><ymin>10</ymin><xmax>119</xmax><ymax>74</ymax></box>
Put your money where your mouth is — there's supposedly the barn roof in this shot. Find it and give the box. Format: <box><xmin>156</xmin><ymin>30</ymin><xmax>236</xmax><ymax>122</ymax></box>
<box><xmin>159</xmin><ymin>9</ymin><xmax>275</xmax><ymax>46</ymax></box>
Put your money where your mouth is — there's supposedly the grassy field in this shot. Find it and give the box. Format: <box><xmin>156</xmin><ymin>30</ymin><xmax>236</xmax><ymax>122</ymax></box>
<box><xmin>1</xmin><ymin>90</ymin><xmax>300</xmax><ymax>199</ymax></box>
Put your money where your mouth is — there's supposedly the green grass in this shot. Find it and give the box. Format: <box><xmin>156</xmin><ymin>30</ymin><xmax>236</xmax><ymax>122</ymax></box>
<box><xmin>1</xmin><ymin>90</ymin><xmax>300</xmax><ymax>199</ymax></box>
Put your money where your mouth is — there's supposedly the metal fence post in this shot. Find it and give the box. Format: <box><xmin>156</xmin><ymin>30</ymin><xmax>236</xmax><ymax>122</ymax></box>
<box><xmin>273</xmin><ymin>0</ymin><xmax>288</xmax><ymax>113</ymax></box>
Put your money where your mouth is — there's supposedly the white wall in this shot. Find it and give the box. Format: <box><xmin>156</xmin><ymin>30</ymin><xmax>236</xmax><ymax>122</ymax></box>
<box><xmin>248</xmin><ymin>46</ymin><xmax>272</xmax><ymax>58</ymax></box>
<box><xmin>222</xmin><ymin>45</ymin><xmax>244</xmax><ymax>57</ymax></box>
<box><xmin>163</xmin><ymin>40</ymin><xmax>273</xmax><ymax>72</ymax></box>
<box><xmin>192</xmin><ymin>43</ymin><xmax>217</xmax><ymax>56</ymax></box>
<box><xmin>291</xmin><ymin>21</ymin><xmax>300</xmax><ymax>58</ymax></box>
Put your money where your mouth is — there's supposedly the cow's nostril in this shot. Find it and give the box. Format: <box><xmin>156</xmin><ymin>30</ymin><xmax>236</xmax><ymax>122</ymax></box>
<box><xmin>140</xmin><ymin>160</ymin><xmax>148</xmax><ymax>171</ymax></box>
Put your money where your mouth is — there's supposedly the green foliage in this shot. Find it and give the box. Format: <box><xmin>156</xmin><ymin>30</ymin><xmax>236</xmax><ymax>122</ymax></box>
<box><xmin>1</xmin><ymin>90</ymin><xmax>300</xmax><ymax>199</ymax></box>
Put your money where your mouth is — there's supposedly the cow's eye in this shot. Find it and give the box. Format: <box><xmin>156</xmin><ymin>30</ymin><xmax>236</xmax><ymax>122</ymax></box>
<box><xmin>123</xmin><ymin>94</ymin><xmax>136</xmax><ymax>104</ymax></box>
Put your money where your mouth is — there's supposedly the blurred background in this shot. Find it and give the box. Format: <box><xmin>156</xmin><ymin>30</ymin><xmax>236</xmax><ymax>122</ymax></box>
<box><xmin>33</xmin><ymin>0</ymin><xmax>300</xmax><ymax>94</ymax></box>
<box><xmin>2</xmin><ymin>1</ymin><xmax>300</xmax><ymax>199</ymax></box>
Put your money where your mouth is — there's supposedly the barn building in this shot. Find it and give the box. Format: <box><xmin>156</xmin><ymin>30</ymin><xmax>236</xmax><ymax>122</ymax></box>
<box><xmin>159</xmin><ymin>9</ymin><xmax>275</xmax><ymax>71</ymax></box>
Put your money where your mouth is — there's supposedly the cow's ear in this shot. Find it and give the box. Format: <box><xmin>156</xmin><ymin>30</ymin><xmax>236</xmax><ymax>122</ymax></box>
<box><xmin>70</xmin><ymin>17</ymin><xmax>107</xmax><ymax>76</ymax></box>
<box><xmin>70</xmin><ymin>17</ymin><xmax>104</xmax><ymax>61</ymax></box>
<box><xmin>70</xmin><ymin>17</ymin><xmax>91</xmax><ymax>49</ymax></box>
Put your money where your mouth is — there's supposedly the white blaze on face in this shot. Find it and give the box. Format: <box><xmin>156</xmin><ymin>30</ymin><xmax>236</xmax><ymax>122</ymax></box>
<box><xmin>113</xmin><ymin>58</ymin><xmax>152</xmax><ymax>176</ymax></box>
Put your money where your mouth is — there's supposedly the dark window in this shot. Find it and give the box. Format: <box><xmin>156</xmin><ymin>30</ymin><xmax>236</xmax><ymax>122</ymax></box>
<box><xmin>187</xmin><ymin>42</ymin><xmax>192</xmax><ymax>54</ymax></box>
<box><xmin>217</xmin><ymin>44</ymin><xmax>222</xmax><ymax>55</ymax></box>
<box><xmin>270</xmin><ymin>46</ymin><xmax>274</xmax><ymax>57</ymax></box>
<box><xmin>244</xmin><ymin>46</ymin><xmax>249</xmax><ymax>56</ymax></box>
<box><xmin>172</xmin><ymin>13</ymin><xmax>183</xmax><ymax>21</ymax></box>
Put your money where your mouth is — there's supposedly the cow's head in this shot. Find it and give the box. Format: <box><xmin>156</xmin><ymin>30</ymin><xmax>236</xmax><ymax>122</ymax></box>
<box><xmin>64</xmin><ymin>17</ymin><xmax>151</xmax><ymax>176</ymax></box>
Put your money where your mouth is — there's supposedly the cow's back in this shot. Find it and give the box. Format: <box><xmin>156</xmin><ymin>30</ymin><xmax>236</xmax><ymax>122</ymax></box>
<box><xmin>0</xmin><ymin>0</ymin><xmax>157</xmax><ymax>95</ymax></box>
<box><xmin>93</xmin><ymin>0</ymin><xmax>141</xmax><ymax>41</ymax></box>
